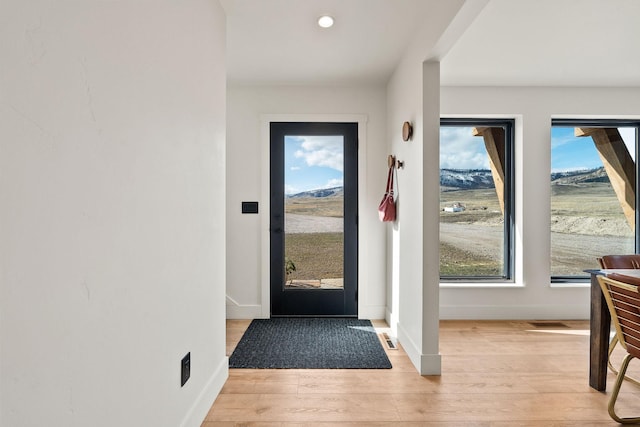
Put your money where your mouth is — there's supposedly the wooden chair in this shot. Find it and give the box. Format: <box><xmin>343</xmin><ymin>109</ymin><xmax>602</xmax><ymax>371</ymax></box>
<box><xmin>598</xmin><ymin>255</ymin><xmax>640</xmax><ymax>383</ymax></box>
<box><xmin>598</xmin><ymin>274</ymin><xmax>640</xmax><ymax>424</ymax></box>
<box><xmin>599</xmin><ymin>255</ymin><xmax>640</xmax><ymax>270</ymax></box>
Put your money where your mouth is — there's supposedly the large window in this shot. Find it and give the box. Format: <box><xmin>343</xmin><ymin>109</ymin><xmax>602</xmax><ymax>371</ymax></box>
<box><xmin>551</xmin><ymin>120</ymin><xmax>639</xmax><ymax>281</ymax></box>
<box><xmin>440</xmin><ymin>119</ymin><xmax>515</xmax><ymax>281</ymax></box>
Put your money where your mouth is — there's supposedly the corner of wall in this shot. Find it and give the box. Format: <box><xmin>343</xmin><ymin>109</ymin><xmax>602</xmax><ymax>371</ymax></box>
<box><xmin>180</xmin><ymin>357</ymin><xmax>229</xmax><ymax>427</ymax></box>
<box><xmin>226</xmin><ymin>295</ymin><xmax>264</xmax><ymax>319</ymax></box>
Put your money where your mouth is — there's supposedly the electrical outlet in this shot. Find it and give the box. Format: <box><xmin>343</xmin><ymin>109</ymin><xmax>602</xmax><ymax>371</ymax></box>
<box><xmin>181</xmin><ymin>352</ymin><xmax>190</xmax><ymax>387</ymax></box>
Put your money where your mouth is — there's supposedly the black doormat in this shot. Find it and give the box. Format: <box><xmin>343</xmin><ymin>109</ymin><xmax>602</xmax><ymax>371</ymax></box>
<box><xmin>229</xmin><ymin>318</ymin><xmax>392</xmax><ymax>369</ymax></box>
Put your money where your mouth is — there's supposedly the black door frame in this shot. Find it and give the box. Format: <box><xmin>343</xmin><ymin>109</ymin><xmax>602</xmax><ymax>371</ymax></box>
<box><xmin>269</xmin><ymin>122</ymin><xmax>358</xmax><ymax>317</ymax></box>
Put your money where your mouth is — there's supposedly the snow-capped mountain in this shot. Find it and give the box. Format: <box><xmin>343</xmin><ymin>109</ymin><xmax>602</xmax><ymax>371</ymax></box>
<box><xmin>550</xmin><ymin>167</ymin><xmax>609</xmax><ymax>184</ymax></box>
<box><xmin>441</xmin><ymin>166</ymin><xmax>609</xmax><ymax>190</ymax></box>
<box><xmin>440</xmin><ymin>169</ymin><xmax>495</xmax><ymax>190</ymax></box>
<box><xmin>287</xmin><ymin>186</ymin><xmax>344</xmax><ymax>198</ymax></box>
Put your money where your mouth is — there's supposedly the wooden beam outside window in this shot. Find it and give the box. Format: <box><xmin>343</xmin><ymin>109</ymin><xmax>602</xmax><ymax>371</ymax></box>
<box><xmin>575</xmin><ymin>127</ymin><xmax>636</xmax><ymax>232</ymax></box>
<box><xmin>473</xmin><ymin>127</ymin><xmax>506</xmax><ymax>215</ymax></box>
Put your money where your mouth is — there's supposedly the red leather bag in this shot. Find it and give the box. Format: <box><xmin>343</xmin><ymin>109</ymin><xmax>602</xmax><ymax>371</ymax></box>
<box><xmin>378</xmin><ymin>165</ymin><xmax>396</xmax><ymax>222</ymax></box>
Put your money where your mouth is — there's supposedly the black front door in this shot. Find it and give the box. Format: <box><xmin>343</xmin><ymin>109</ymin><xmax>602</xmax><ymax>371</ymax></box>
<box><xmin>270</xmin><ymin>122</ymin><xmax>358</xmax><ymax>316</ymax></box>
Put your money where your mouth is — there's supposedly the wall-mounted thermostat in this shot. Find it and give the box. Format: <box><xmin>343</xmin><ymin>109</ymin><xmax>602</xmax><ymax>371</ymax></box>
<box><xmin>242</xmin><ymin>202</ymin><xmax>259</xmax><ymax>214</ymax></box>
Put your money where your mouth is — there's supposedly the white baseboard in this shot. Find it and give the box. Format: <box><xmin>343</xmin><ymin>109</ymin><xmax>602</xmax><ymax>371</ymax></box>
<box><xmin>396</xmin><ymin>322</ymin><xmax>420</xmax><ymax>372</ymax></box>
<box><xmin>226</xmin><ymin>295</ymin><xmax>263</xmax><ymax>319</ymax></box>
<box><xmin>385</xmin><ymin>308</ymin><xmax>398</xmax><ymax>335</ymax></box>
<box><xmin>420</xmin><ymin>353</ymin><xmax>442</xmax><ymax>375</ymax></box>
<box><xmin>180</xmin><ymin>356</ymin><xmax>228</xmax><ymax>427</ymax></box>
<box><xmin>397</xmin><ymin>322</ymin><xmax>442</xmax><ymax>375</ymax></box>
<box><xmin>440</xmin><ymin>304</ymin><xmax>590</xmax><ymax>320</ymax></box>
<box><xmin>226</xmin><ymin>297</ymin><xmax>387</xmax><ymax>320</ymax></box>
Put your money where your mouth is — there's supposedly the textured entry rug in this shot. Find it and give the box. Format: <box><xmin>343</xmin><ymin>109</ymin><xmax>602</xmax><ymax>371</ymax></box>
<box><xmin>229</xmin><ymin>318</ymin><xmax>392</xmax><ymax>369</ymax></box>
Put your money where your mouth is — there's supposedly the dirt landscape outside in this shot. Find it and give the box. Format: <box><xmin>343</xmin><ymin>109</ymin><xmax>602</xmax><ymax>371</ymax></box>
<box><xmin>550</xmin><ymin>182</ymin><xmax>634</xmax><ymax>275</ymax></box>
<box><xmin>440</xmin><ymin>187</ymin><xmax>505</xmax><ymax>276</ymax></box>
<box><xmin>284</xmin><ymin>195</ymin><xmax>344</xmax><ymax>288</ymax></box>
<box><xmin>441</xmin><ymin>180</ymin><xmax>634</xmax><ymax>278</ymax></box>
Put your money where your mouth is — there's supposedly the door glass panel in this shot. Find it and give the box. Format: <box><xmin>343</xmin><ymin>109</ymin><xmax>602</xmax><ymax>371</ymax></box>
<box><xmin>284</xmin><ymin>135</ymin><xmax>344</xmax><ymax>290</ymax></box>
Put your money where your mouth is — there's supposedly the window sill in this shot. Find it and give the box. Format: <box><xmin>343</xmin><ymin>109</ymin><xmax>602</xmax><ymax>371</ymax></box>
<box><xmin>549</xmin><ymin>281</ymin><xmax>590</xmax><ymax>288</ymax></box>
<box><xmin>440</xmin><ymin>282</ymin><xmax>523</xmax><ymax>289</ymax></box>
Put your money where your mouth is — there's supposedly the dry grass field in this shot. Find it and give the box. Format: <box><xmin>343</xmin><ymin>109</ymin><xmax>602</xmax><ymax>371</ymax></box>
<box><xmin>285</xmin><ymin>232</ymin><xmax>343</xmax><ymax>281</ymax></box>
<box><xmin>285</xmin><ymin>196</ymin><xmax>343</xmax><ymax>217</ymax></box>
<box><xmin>285</xmin><ymin>196</ymin><xmax>344</xmax><ymax>281</ymax></box>
<box><xmin>440</xmin><ymin>188</ymin><xmax>504</xmax><ymax>276</ymax></box>
<box><xmin>550</xmin><ymin>183</ymin><xmax>629</xmax><ymax>221</ymax></box>
<box><xmin>440</xmin><ymin>241</ymin><xmax>501</xmax><ymax>276</ymax></box>
<box><xmin>440</xmin><ymin>188</ymin><xmax>503</xmax><ymax>225</ymax></box>
<box><xmin>550</xmin><ymin>182</ymin><xmax>634</xmax><ymax>275</ymax></box>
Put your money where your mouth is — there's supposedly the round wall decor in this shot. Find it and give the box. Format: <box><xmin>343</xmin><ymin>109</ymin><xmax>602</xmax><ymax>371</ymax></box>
<box><xmin>402</xmin><ymin>121</ymin><xmax>413</xmax><ymax>141</ymax></box>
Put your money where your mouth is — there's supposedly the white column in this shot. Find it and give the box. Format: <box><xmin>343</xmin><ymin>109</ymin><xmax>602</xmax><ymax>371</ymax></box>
<box><xmin>420</xmin><ymin>60</ymin><xmax>442</xmax><ymax>374</ymax></box>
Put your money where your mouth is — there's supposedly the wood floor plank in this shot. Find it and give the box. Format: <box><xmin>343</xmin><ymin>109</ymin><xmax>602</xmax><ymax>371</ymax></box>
<box><xmin>206</xmin><ymin>393</ymin><xmax>401</xmax><ymax>423</ymax></box>
<box><xmin>204</xmin><ymin>319</ymin><xmax>637</xmax><ymax>426</ymax></box>
<box><xmin>392</xmin><ymin>392</ymin><xmax>610</xmax><ymax>423</ymax></box>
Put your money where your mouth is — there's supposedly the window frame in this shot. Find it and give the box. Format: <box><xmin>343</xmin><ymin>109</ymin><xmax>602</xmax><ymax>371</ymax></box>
<box><xmin>439</xmin><ymin>118</ymin><xmax>515</xmax><ymax>283</ymax></box>
<box><xmin>550</xmin><ymin>119</ymin><xmax>640</xmax><ymax>283</ymax></box>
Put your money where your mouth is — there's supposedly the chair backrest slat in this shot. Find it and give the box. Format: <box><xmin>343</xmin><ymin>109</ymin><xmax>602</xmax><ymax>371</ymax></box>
<box><xmin>610</xmin><ymin>296</ymin><xmax>640</xmax><ymax>313</ymax></box>
<box><xmin>599</xmin><ymin>275</ymin><xmax>640</xmax><ymax>359</ymax></box>
<box><xmin>626</xmin><ymin>341</ymin><xmax>640</xmax><ymax>356</ymax></box>
<box><xmin>618</xmin><ymin>316</ymin><xmax>640</xmax><ymax>335</ymax></box>
<box><xmin>599</xmin><ymin>255</ymin><xmax>640</xmax><ymax>269</ymax></box>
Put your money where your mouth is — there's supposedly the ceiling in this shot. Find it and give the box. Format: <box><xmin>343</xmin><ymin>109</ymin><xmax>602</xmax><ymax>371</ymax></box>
<box><xmin>221</xmin><ymin>0</ymin><xmax>640</xmax><ymax>87</ymax></box>
<box><xmin>441</xmin><ymin>0</ymin><xmax>640</xmax><ymax>86</ymax></box>
<box><xmin>220</xmin><ymin>0</ymin><xmax>464</xmax><ymax>85</ymax></box>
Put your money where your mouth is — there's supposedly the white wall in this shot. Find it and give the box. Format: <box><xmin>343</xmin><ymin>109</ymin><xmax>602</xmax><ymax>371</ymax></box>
<box><xmin>385</xmin><ymin>53</ymin><xmax>442</xmax><ymax>374</ymax></box>
<box><xmin>440</xmin><ymin>86</ymin><xmax>640</xmax><ymax>319</ymax></box>
<box><xmin>0</xmin><ymin>1</ymin><xmax>227</xmax><ymax>426</ymax></box>
<box><xmin>226</xmin><ymin>85</ymin><xmax>387</xmax><ymax>319</ymax></box>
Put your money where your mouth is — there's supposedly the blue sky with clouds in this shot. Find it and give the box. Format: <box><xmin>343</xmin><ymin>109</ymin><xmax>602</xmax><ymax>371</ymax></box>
<box><xmin>551</xmin><ymin>127</ymin><xmax>635</xmax><ymax>172</ymax></box>
<box><xmin>440</xmin><ymin>127</ymin><xmax>489</xmax><ymax>170</ymax></box>
<box><xmin>285</xmin><ymin>135</ymin><xmax>344</xmax><ymax>195</ymax></box>
<box><xmin>440</xmin><ymin>126</ymin><xmax>636</xmax><ymax>172</ymax></box>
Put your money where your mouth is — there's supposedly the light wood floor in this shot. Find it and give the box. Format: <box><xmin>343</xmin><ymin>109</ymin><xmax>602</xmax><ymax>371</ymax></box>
<box><xmin>202</xmin><ymin>319</ymin><xmax>640</xmax><ymax>426</ymax></box>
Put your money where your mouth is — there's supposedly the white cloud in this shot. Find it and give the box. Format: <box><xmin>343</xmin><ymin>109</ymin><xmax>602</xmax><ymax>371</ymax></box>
<box><xmin>550</xmin><ymin>130</ymin><xmax>579</xmax><ymax>149</ymax></box>
<box><xmin>284</xmin><ymin>184</ymin><xmax>299</xmax><ymax>195</ymax></box>
<box><xmin>294</xmin><ymin>136</ymin><xmax>343</xmax><ymax>171</ymax></box>
<box><xmin>441</xmin><ymin>151</ymin><xmax>488</xmax><ymax>170</ymax></box>
<box><xmin>620</xmin><ymin>127</ymin><xmax>636</xmax><ymax>162</ymax></box>
<box><xmin>290</xmin><ymin>166</ymin><xmax>301</xmax><ymax>171</ymax></box>
<box><xmin>440</xmin><ymin>127</ymin><xmax>488</xmax><ymax>169</ymax></box>
<box><xmin>323</xmin><ymin>178</ymin><xmax>343</xmax><ymax>189</ymax></box>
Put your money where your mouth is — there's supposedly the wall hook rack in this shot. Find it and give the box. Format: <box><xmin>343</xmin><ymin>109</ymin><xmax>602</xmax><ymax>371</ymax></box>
<box><xmin>388</xmin><ymin>154</ymin><xmax>404</xmax><ymax>169</ymax></box>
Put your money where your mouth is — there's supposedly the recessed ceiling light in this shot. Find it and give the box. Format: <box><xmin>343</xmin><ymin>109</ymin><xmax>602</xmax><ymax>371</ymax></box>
<box><xmin>317</xmin><ymin>15</ymin><xmax>334</xmax><ymax>28</ymax></box>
